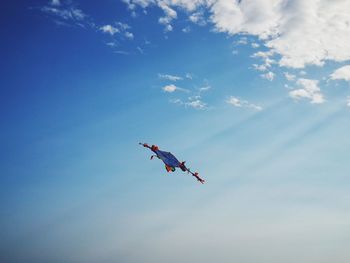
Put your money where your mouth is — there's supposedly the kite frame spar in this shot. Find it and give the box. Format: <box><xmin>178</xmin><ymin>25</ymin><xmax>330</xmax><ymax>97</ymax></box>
<box><xmin>139</xmin><ymin>143</ymin><xmax>205</xmax><ymax>184</ymax></box>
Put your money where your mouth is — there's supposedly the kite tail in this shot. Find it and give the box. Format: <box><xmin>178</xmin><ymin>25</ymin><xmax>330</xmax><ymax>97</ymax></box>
<box><xmin>192</xmin><ymin>172</ymin><xmax>205</xmax><ymax>184</ymax></box>
<box><xmin>182</xmin><ymin>163</ymin><xmax>205</xmax><ymax>184</ymax></box>
<box><xmin>186</xmin><ymin>168</ymin><xmax>205</xmax><ymax>184</ymax></box>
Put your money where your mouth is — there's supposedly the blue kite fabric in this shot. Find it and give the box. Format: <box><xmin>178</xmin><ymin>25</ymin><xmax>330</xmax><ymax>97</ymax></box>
<box><xmin>139</xmin><ymin>143</ymin><xmax>205</xmax><ymax>184</ymax></box>
<box><xmin>155</xmin><ymin>150</ymin><xmax>181</xmax><ymax>168</ymax></box>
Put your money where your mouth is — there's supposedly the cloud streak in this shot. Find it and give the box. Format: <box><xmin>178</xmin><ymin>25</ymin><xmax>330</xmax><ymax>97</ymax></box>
<box><xmin>39</xmin><ymin>0</ymin><xmax>90</xmax><ymax>28</ymax></box>
<box><xmin>171</xmin><ymin>97</ymin><xmax>207</xmax><ymax>109</ymax></box>
<box><xmin>158</xmin><ymin>74</ymin><xmax>183</xmax><ymax>81</ymax></box>
<box><xmin>226</xmin><ymin>96</ymin><xmax>263</xmax><ymax>111</ymax></box>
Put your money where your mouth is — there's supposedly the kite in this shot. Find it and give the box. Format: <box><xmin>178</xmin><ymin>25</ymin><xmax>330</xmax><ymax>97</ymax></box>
<box><xmin>139</xmin><ymin>143</ymin><xmax>205</xmax><ymax>184</ymax></box>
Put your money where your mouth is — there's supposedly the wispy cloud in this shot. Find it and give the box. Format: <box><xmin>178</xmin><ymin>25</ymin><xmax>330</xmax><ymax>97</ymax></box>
<box><xmin>189</xmin><ymin>11</ymin><xmax>206</xmax><ymax>26</ymax></box>
<box><xmin>136</xmin><ymin>46</ymin><xmax>144</xmax><ymax>54</ymax></box>
<box><xmin>41</xmin><ymin>6</ymin><xmax>86</xmax><ymax>21</ymax></box>
<box><xmin>171</xmin><ymin>97</ymin><xmax>207</xmax><ymax>110</ymax></box>
<box><xmin>113</xmin><ymin>50</ymin><xmax>129</xmax><ymax>55</ymax></box>
<box><xmin>199</xmin><ymin>85</ymin><xmax>211</xmax><ymax>93</ymax></box>
<box><xmin>284</xmin><ymin>72</ymin><xmax>296</xmax><ymax>81</ymax></box>
<box><xmin>186</xmin><ymin>99</ymin><xmax>206</xmax><ymax>109</ymax></box>
<box><xmin>158</xmin><ymin>74</ymin><xmax>183</xmax><ymax>81</ymax></box>
<box><xmin>39</xmin><ymin>1</ymin><xmax>89</xmax><ymax>28</ymax></box>
<box><xmin>234</xmin><ymin>37</ymin><xmax>248</xmax><ymax>46</ymax></box>
<box><xmin>289</xmin><ymin>78</ymin><xmax>325</xmax><ymax>104</ymax></box>
<box><xmin>161</xmin><ymin>74</ymin><xmax>209</xmax><ymax>109</ymax></box>
<box><xmin>182</xmin><ymin>26</ymin><xmax>191</xmax><ymax>33</ymax></box>
<box><xmin>226</xmin><ymin>96</ymin><xmax>263</xmax><ymax>111</ymax></box>
<box><xmin>251</xmin><ymin>50</ymin><xmax>275</xmax><ymax>72</ymax></box>
<box><xmin>106</xmin><ymin>41</ymin><xmax>117</xmax><ymax>47</ymax></box>
<box><xmin>261</xmin><ymin>71</ymin><xmax>275</xmax><ymax>81</ymax></box>
<box><xmin>252</xmin><ymin>64</ymin><xmax>268</xmax><ymax>72</ymax></box>
<box><xmin>39</xmin><ymin>1</ymin><xmax>136</xmax><ymax>52</ymax></box>
<box><xmin>185</xmin><ymin>73</ymin><xmax>193</xmax><ymax>79</ymax></box>
<box><xmin>100</xmin><ymin>22</ymin><xmax>134</xmax><ymax>39</ymax></box>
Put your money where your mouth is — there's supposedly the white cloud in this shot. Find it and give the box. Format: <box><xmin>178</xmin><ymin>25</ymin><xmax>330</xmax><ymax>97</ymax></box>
<box><xmin>226</xmin><ymin>96</ymin><xmax>263</xmax><ymax>111</ymax></box>
<box><xmin>182</xmin><ymin>26</ymin><xmax>191</xmax><ymax>33</ymax></box>
<box><xmin>289</xmin><ymin>78</ymin><xmax>325</xmax><ymax>104</ymax></box>
<box><xmin>106</xmin><ymin>41</ymin><xmax>117</xmax><ymax>47</ymax></box>
<box><xmin>208</xmin><ymin>0</ymin><xmax>350</xmax><ymax>68</ymax></box>
<box><xmin>284</xmin><ymin>72</ymin><xmax>296</xmax><ymax>81</ymax></box>
<box><xmin>100</xmin><ymin>22</ymin><xmax>134</xmax><ymax>39</ymax></box>
<box><xmin>266</xmin><ymin>1</ymin><xmax>350</xmax><ymax>68</ymax></box>
<box><xmin>199</xmin><ymin>85</ymin><xmax>211</xmax><ymax>93</ymax></box>
<box><xmin>235</xmin><ymin>37</ymin><xmax>248</xmax><ymax>45</ymax></box>
<box><xmin>122</xmin><ymin>0</ymin><xmax>153</xmax><ymax>9</ymax></box>
<box><xmin>330</xmin><ymin>65</ymin><xmax>350</xmax><ymax>82</ymax></box>
<box><xmin>251</xmin><ymin>50</ymin><xmax>275</xmax><ymax>72</ymax></box>
<box><xmin>50</xmin><ymin>0</ymin><xmax>60</xmax><ymax>6</ymax></box>
<box><xmin>126</xmin><ymin>0</ymin><xmax>350</xmax><ymax>69</ymax></box>
<box><xmin>252</xmin><ymin>64</ymin><xmax>268</xmax><ymax>72</ymax></box>
<box><xmin>162</xmin><ymin>84</ymin><xmax>188</xmax><ymax>93</ymax></box>
<box><xmin>251</xmin><ymin>43</ymin><xmax>260</xmax><ymax>48</ymax></box>
<box><xmin>125</xmin><ymin>31</ymin><xmax>134</xmax><ymax>39</ymax></box>
<box><xmin>159</xmin><ymin>1</ymin><xmax>177</xmax><ymax>19</ymax></box>
<box><xmin>100</xmin><ymin>24</ymin><xmax>119</xmax><ymax>35</ymax></box>
<box><xmin>164</xmin><ymin>24</ymin><xmax>173</xmax><ymax>32</ymax></box>
<box><xmin>185</xmin><ymin>73</ymin><xmax>193</xmax><ymax>79</ymax></box>
<box><xmin>163</xmin><ymin>84</ymin><xmax>177</xmax><ymax>92</ymax></box>
<box><xmin>122</xmin><ymin>0</ymin><xmax>136</xmax><ymax>10</ymax></box>
<box><xmin>186</xmin><ymin>99</ymin><xmax>206</xmax><ymax>109</ymax></box>
<box><xmin>114</xmin><ymin>50</ymin><xmax>129</xmax><ymax>55</ymax></box>
<box><xmin>117</xmin><ymin>22</ymin><xmax>131</xmax><ymax>30</ymax></box>
<box><xmin>158</xmin><ymin>1</ymin><xmax>177</xmax><ymax>31</ymax></box>
<box><xmin>227</xmin><ymin>96</ymin><xmax>242</xmax><ymax>107</ymax></box>
<box><xmin>158</xmin><ymin>74</ymin><xmax>183</xmax><ymax>81</ymax></box>
<box><xmin>347</xmin><ymin>97</ymin><xmax>350</xmax><ymax>107</ymax></box>
<box><xmin>170</xmin><ymin>97</ymin><xmax>207</xmax><ymax>109</ymax></box>
<box><xmin>189</xmin><ymin>11</ymin><xmax>206</xmax><ymax>26</ymax></box>
<box><xmin>261</xmin><ymin>71</ymin><xmax>275</xmax><ymax>81</ymax></box>
<box><xmin>251</xmin><ymin>50</ymin><xmax>274</xmax><ymax>59</ymax></box>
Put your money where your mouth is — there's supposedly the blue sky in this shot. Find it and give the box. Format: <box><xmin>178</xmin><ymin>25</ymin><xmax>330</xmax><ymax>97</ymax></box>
<box><xmin>1</xmin><ymin>1</ymin><xmax>350</xmax><ymax>262</ymax></box>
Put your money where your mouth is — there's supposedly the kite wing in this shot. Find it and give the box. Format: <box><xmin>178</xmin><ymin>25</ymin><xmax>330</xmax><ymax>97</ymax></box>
<box><xmin>154</xmin><ymin>150</ymin><xmax>181</xmax><ymax>168</ymax></box>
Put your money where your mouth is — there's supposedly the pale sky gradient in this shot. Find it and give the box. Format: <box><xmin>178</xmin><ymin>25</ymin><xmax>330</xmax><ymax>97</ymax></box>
<box><xmin>1</xmin><ymin>1</ymin><xmax>350</xmax><ymax>262</ymax></box>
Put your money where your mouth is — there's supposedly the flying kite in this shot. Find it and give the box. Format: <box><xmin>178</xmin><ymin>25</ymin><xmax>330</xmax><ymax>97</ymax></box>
<box><xmin>139</xmin><ymin>143</ymin><xmax>205</xmax><ymax>184</ymax></box>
